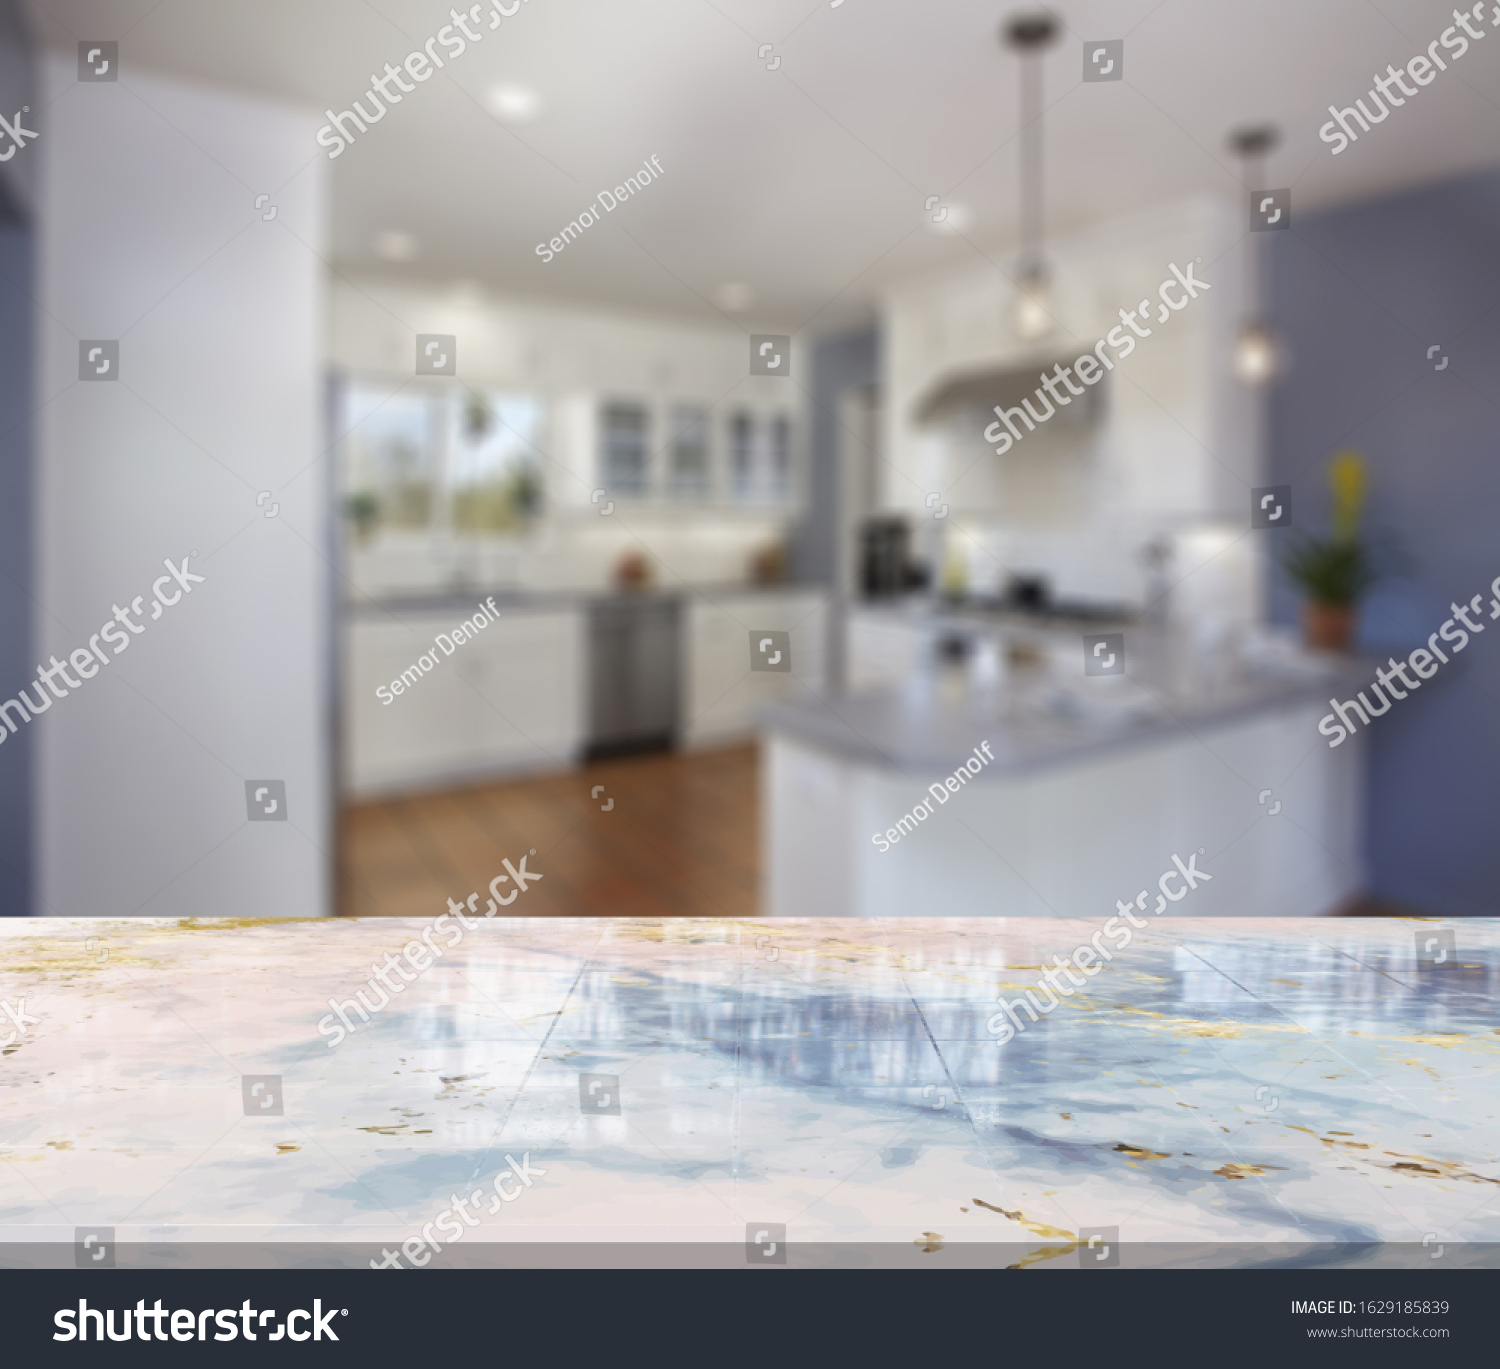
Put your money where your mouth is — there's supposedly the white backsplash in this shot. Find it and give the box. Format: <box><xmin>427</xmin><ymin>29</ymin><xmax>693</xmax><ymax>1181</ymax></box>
<box><xmin>346</xmin><ymin>512</ymin><xmax>792</xmax><ymax>598</ymax></box>
<box><xmin>938</xmin><ymin>518</ymin><xmax>1261</xmax><ymax>629</ymax></box>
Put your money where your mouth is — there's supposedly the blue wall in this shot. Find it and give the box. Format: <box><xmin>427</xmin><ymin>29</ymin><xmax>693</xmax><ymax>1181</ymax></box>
<box><xmin>790</xmin><ymin>324</ymin><xmax>879</xmax><ymax>587</ymax></box>
<box><xmin>0</xmin><ymin>219</ymin><xmax>31</xmax><ymax>916</ymax></box>
<box><xmin>0</xmin><ymin>0</ymin><xmax>33</xmax><ymax>916</ymax></box>
<box><xmin>1267</xmin><ymin>169</ymin><xmax>1500</xmax><ymax>915</ymax></box>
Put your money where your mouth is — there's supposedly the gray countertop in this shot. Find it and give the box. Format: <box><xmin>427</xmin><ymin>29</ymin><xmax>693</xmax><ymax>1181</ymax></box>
<box><xmin>763</xmin><ymin>637</ymin><xmax>1375</xmax><ymax>778</ymax></box>
<box><xmin>855</xmin><ymin>593</ymin><xmax>1136</xmax><ymax>633</ymax></box>
<box><xmin>345</xmin><ymin>581</ymin><xmax>818</xmax><ymax>618</ymax></box>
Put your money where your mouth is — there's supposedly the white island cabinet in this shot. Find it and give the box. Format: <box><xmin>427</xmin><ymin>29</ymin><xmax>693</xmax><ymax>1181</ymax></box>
<box><xmin>343</xmin><ymin>603</ymin><xmax>584</xmax><ymax>798</ymax></box>
<box><xmin>763</xmin><ymin>654</ymin><xmax>1371</xmax><ymax>919</ymax></box>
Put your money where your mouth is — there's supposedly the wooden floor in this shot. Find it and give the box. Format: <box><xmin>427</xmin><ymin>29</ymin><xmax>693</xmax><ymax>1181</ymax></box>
<box><xmin>338</xmin><ymin>744</ymin><xmax>758</xmax><ymax>918</ymax></box>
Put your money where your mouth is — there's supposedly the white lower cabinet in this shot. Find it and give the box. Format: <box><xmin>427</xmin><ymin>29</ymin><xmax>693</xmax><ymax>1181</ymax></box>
<box><xmin>344</xmin><ymin>608</ymin><xmax>584</xmax><ymax>797</ymax></box>
<box><xmin>846</xmin><ymin>608</ymin><xmax>927</xmax><ymax>693</ymax></box>
<box><xmin>682</xmin><ymin>590</ymin><xmax>826</xmax><ymax>748</ymax></box>
<box><xmin>345</xmin><ymin>588</ymin><xmax>825</xmax><ymax>794</ymax></box>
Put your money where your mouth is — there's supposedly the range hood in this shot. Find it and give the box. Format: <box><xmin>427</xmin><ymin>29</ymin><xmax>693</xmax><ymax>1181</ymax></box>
<box><xmin>913</xmin><ymin>357</ymin><xmax>1105</xmax><ymax>429</ymax></box>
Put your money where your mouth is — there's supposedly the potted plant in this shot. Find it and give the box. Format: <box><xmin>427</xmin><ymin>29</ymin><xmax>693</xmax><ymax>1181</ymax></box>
<box><xmin>1281</xmin><ymin>449</ymin><xmax>1379</xmax><ymax>652</ymax></box>
<box><xmin>344</xmin><ymin>491</ymin><xmax>381</xmax><ymax>544</ymax></box>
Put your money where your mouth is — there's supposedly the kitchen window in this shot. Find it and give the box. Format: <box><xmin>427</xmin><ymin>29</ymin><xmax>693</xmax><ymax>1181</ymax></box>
<box><xmin>340</xmin><ymin>381</ymin><xmax>545</xmax><ymax>540</ymax></box>
<box><xmin>341</xmin><ymin>386</ymin><xmax>436</xmax><ymax>538</ymax></box>
<box><xmin>448</xmin><ymin>392</ymin><xmax>544</xmax><ymax>533</ymax></box>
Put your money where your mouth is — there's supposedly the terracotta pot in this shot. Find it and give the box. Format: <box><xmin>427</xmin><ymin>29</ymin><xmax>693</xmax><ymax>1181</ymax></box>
<box><xmin>1304</xmin><ymin>601</ymin><xmax>1356</xmax><ymax>652</ymax></box>
<box><xmin>614</xmin><ymin>551</ymin><xmax>651</xmax><ymax>591</ymax></box>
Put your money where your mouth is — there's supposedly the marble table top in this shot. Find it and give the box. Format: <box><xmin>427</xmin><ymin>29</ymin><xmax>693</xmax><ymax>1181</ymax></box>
<box><xmin>1</xmin><ymin>917</ymin><xmax>1495</xmax><ymax>1268</ymax></box>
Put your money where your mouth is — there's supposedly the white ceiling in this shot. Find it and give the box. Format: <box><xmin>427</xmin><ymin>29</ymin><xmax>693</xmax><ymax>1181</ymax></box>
<box><xmin>24</xmin><ymin>0</ymin><xmax>1500</xmax><ymax>333</ymax></box>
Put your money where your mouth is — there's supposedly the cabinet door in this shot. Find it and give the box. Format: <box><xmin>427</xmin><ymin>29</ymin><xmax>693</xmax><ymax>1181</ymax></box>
<box><xmin>345</xmin><ymin>609</ymin><xmax>582</xmax><ymax>794</ymax></box>
<box><xmin>344</xmin><ymin>616</ymin><xmax>481</xmax><ymax>791</ymax></box>
<box><xmin>847</xmin><ymin>612</ymin><xmax>923</xmax><ymax>692</ymax></box>
<box><xmin>683</xmin><ymin>592</ymin><xmax>825</xmax><ymax>746</ymax></box>
<box><xmin>466</xmin><ymin>611</ymin><xmax>584</xmax><ymax>764</ymax></box>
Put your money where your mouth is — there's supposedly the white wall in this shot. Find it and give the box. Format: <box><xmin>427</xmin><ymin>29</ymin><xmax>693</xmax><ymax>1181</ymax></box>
<box><xmin>33</xmin><ymin>57</ymin><xmax>328</xmax><ymax>916</ymax></box>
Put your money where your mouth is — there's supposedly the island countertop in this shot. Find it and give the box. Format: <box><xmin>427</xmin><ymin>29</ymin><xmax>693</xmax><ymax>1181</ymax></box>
<box><xmin>763</xmin><ymin>634</ymin><xmax>1377</xmax><ymax>778</ymax></box>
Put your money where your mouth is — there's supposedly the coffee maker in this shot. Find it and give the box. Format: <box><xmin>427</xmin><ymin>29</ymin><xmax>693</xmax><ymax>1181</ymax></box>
<box><xmin>861</xmin><ymin>517</ymin><xmax>921</xmax><ymax>596</ymax></box>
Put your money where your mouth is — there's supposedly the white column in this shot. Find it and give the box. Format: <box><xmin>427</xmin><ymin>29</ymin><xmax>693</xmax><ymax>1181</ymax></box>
<box><xmin>34</xmin><ymin>56</ymin><xmax>330</xmax><ymax>916</ymax></box>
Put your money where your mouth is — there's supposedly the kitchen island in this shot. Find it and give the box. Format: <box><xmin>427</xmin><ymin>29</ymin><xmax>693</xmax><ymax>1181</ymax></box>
<box><xmin>763</xmin><ymin>625</ymin><xmax>1370</xmax><ymax>918</ymax></box>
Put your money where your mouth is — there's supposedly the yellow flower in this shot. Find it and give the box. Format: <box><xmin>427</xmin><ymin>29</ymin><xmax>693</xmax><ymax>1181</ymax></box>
<box><xmin>1329</xmin><ymin>449</ymin><xmax>1365</xmax><ymax>541</ymax></box>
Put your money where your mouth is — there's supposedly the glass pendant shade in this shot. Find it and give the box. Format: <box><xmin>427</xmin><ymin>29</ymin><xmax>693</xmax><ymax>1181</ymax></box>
<box><xmin>1013</xmin><ymin>265</ymin><xmax>1053</xmax><ymax>341</ymax></box>
<box><xmin>1232</xmin><ymin>320</ymin><xmax>1280</xmax><ymax>386</ymax></box>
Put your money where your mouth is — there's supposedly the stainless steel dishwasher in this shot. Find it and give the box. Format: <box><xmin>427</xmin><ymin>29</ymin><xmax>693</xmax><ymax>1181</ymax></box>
<box><xmin>586</xmin><ymin>594</ymin><xmax>681</xmax><ymax>758</ymax></box>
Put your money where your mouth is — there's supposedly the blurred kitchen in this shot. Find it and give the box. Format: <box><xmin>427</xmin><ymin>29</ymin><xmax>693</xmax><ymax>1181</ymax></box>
<box><xmin>6</xmin><ymin>1</ymin><xmax>1499</xmax><ymax>919</ymax></box>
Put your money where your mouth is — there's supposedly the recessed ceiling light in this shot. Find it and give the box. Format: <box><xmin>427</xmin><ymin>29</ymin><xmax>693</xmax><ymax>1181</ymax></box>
<box><xmin>450</xmin><ymin>278</ymin><xmax>486</xmax><ymax>306</ymax></box>
<box><xmin>375</xmin><ymin>230</ymin><xmax>418</xmax><ymax>262</ymax></box>
<box><xmin>712</xmin><ymin>282</ymin><xmax>754</xmax><ymax>313</ymax></box>
<box><xmin>485</xmin><ymin>84</ymin><xmax>542</xmax><ymax>123</ymax></box>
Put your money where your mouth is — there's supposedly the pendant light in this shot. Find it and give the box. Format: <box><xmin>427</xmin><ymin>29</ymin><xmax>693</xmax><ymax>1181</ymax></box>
<box><xmin>1232</xmin><ymin>321</ymin><xmax>1279</xmax><ymax>387</ymax></box>
<box><xmin>1229</xmin><ymin>125</ymin><xmax>1284</xmax><ymax>386</ymax></box>
<box><xmin>1003</xmin><ymin>13</ymin><xmax>1059</xmax><ymax>341</ymax></box>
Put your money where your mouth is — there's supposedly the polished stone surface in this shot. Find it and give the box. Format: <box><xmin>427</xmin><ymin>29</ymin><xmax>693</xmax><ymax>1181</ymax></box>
<box><xmin>1</xmin><ymin>917</ymin><xmax>1495</xmax><ymax>1267</ymax></box>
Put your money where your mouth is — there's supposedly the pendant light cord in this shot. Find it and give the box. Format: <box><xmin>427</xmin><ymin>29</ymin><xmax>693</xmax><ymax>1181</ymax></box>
<box><xmin>1020</xmin><ymin>50</ymin><xmax>1042</xmax><ymax>277</ymax></box>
